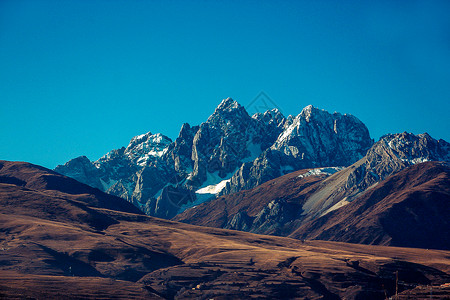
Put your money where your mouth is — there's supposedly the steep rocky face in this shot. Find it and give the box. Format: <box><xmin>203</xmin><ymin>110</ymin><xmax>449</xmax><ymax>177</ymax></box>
<box><xmin>362</xmin><ymin>132</ymin><xmax>450</xmax><ymax>187</ymax></box>
<box><xmin>221</xmin><ymin>105</ymin><xmax>373</xmax><ymax>195</ymax></box>
<box><xmin>176</xmin><ymin>132</ymin><xmax>450</xmax><ymax>248</ymax></box>
<box><xmin>290</xmin><ymin>132</ymin><xmax>450</xmax><ymax>223</ymax></box>
<box><xmin>163</xmin><ymin>123</ymin><xmax>199</xmax><ymax>174</ymax></box>
<box><xmin>188</xmin><ymin>98</ymin><xmax>265</xmax><ymax>185</ymax></box>
<box><xmin>56</xmin><ymin>98</ymin><xmax>373</xmax><ymax>219</ymax></box>
<box><xmin>273</xmin><ymin>105</ymin><xmax>372</xmax><ymax>165</ymax></box>
<box><xmin>123</xmin><ymin>132</ymin><xmax>172</xmax><ymax>166</ymax></box>
<box><xmin>144</xmin><ymin>98</ymin><xmax>284</xmax><ymax>218</ymax></box>
<box><xmin>55</xmin><ymin>132</ymin><xmax>173</xmax><ymax>208</ymax></box>
<box><xmin>53</xmin><ymin>156</ymin><xmax>104</xmax><ymax>190</ymax></box>
<box><xmin>251</xmin><ymin>108</ymin><xmax>287</xmax><ymax>150</ymax></box>
<box><xmin>290</xmin><ymin>161</ymin><xmax>450</xmax><ymax>250</ymax></box>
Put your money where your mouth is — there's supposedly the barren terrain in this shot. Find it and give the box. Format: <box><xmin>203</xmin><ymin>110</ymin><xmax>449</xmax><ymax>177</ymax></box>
<box><xmin>1</xmin><ymin>161</ymin><xmax>449</xmax><ymax>299</ymax></box>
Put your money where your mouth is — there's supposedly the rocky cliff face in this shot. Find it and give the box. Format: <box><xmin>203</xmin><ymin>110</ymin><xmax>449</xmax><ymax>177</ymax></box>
<box><xmin>55</xmin><ymin>98</ymin><xmax>373</xmax><ymax>219</ymax></box>
<box><xmin>55</xmin><ymin>132</ymin><xmax>172</xmax><ymax>208</ymax></box>
<box><xmin>175</xmin><ymin>132</ymin><xmax>450</xmax><ymax>247</ymax></box>
<box><xmin>290</xmin><ymin>161</ymin><xmax>450</xmax><ymax>250</ymax></box>
<box><xmin>259</xmin><ymin>132</ymin><xmax>450</xmax><ymax>234</ymax></box>
<box><xmin>357</xmin><ymin>132</ymin><xmax>450</xmax><ymax>190</ymax></box>
<box><xmin>221</xmin><ymin>105</ymin><xmax>373</xmax><ymax>194</ymax></box>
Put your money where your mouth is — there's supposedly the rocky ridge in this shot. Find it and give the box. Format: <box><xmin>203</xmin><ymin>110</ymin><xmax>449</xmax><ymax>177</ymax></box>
<box><xmin>55</xmin><ymin>98</ymin><xmax>373</xmax><ymax>219</ymax></box>
<box><xmin>221</xmin><ymin>104</ymin><xmax>373</xmax><ymax>195</ymax></box>
<box><xmin>299</xmin><ymin>132</ymin><xmax>450</xmax><ymax>220</ymax></box>
<box><xmin>290</xmin><ymin>160</ymin><xmax>450</xmax><ymax>249</ymax></box>
<box><xmin>175</xmin><ymin>132</ymin><xmax>450</xmax><ymax>249</ymax></box>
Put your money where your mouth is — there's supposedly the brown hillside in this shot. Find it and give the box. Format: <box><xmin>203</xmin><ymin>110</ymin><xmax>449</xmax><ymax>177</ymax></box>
<box><xmin>1</xmin><ymin>161</ymin><xmax>449</xmax><ymax>299</ymax></box>
<box><xmin>174</xmin><ymin>169</ymin><xmax>324</xmax><ymax>230</ymax></box>
<box><xmin>290</xmin><ymin>161</ymin><xmax>450</xmax><ymax>249</ymax></box>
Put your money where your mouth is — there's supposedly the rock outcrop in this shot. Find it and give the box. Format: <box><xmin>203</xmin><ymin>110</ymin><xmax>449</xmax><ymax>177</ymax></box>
<box><xmin>55</xmin><ymin>98</ymin><xmax>373</xmax><ymax>219</ymax></box>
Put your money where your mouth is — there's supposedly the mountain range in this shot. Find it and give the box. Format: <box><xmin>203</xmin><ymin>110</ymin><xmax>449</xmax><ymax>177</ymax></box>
<box><xmin>55</xmin><ymin>98</ymin><xmax>373</xmax><ymax>219</ymax></box>
<box><xmin>2</xmin><ymin>97</ymin><xmax>450</xmax><ymax>299</ymax></box>
<box><xmin>55</xmin><ymin>99</ymin><xmax>450</xmax><ymax>251</ymax></box>
<box><xmin>175</xmin><ymin>158</ymin><xmax>450</xmax><ymax>249</ymax></box>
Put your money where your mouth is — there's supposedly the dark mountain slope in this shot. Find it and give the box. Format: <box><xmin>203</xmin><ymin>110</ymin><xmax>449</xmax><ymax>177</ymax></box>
<box><xmin>176</xmin><ymin>133</ymin><xmax>450</xmax><ymax>250</ymax></box>
<box><xmin>0</xmin><ymin>160</ymin><xmax>142</xmax><ymax>215</ymax></box>
<box><xmin>1</xmin><ymin>160</ymin><xmax>450</xmax><ymax>299</ymax></box>
<box><xmin>290</xmin><ymin>161</ymin><xmax>450</xmax><ymax>249</ymax></box>
<box><xmin>173</xmin><ymin>168</ymin><xmax>333</xmax><ymax>234</ymax></box>
<box><xmin>55</xmin><ymin>99</ymin><xmax>373</xmax><ymax>219</ymax></box>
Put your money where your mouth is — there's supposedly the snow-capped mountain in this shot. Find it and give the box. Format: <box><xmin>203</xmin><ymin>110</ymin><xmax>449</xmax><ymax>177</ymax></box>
<box><xmin>122</xmin><ymin>132</ymin><xmax>172</xmax><ymax>166</ymax></box>
<box><xmin>55</xmin><ymin>98</ymin><xmax>373</xmax><ymax>219</ymax></box>
<box><xmin>175</xmin><ymin>132</ymin><xmax>450</xmax><ymax>249</ymax></box>
<box><xmin>220</xmin><ymin>104</ymin><xmax>373</xmax><ymax>195</ymax></box>
<box><xmin>55</xmin><ymin>132</ymin><xmax>173</xmax><ymax>207</ymax></box>
<box><xmin>297</xmin><ymin>132</ymin><xmax>450</xmax><ymax>219</ymax></box>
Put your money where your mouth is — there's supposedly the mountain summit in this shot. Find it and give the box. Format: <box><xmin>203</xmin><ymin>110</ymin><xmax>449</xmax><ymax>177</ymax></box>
<box><xmin>55</xmin><ymin>98</ymin><xmax>373</xmax><ymax>219</ymax></box>
<box><xmin>175</xmin><ymin>132</ymin><xmax>450</xmax><ymax>250</ymax></box>
<box><xmin>221</xmin><ymin>103</ymin><xmax>373</xmax><ymax>195</ymax></box>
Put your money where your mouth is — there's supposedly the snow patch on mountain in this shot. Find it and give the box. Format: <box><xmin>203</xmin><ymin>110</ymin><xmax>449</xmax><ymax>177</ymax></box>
<box><xmin>196</xmin><ymin>178</ymin><xmax>231</xmax><ymax>195</ymax></box>
<box><xmin>124</xmin><ymin>132</ymin><xmax>172</xmax><ymax>166</ymax></box>
<box><xmin>298</xmin><ymin>167</ymin><xmax>344</xmax><ymax>178</ymax></box>
<box><xmin>179</xmin><ymin>176</ymin><xmax>232</xmax><ymax>214</ymax></box>
<box><xmin>401</xmin><ymin>157</ymin><xmax>430</xmax><ymax>165</ymax></box>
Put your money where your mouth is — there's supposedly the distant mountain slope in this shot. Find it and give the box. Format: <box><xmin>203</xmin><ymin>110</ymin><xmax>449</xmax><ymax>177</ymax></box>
<box><xmin>1</xmin><ymin>160</ymin><xmax>450</xmax><ymax>299</ymax></box>
<box><xmin>173</xmin><ymin>167</ymin><xmax>341</xmax><ymax>234</ymax></box>
<box><xmin>296</xmin><ymin>132</ymin><xmax>450</xmax><ymax>221</ymax></box>
<box><xmin>221</xmin><ymin>104</ymin><xmax>372</xmax><ymax>195</ymax></box>
<box><xmin>290</xmin><ymin>161</ymin><xmax>450</xmax><ymax>249</ymax></box>
<box><xmin>55</xmin><ymin>98</ymin><xmax>373</xmax><ymax>219</ymax></box>
<box><xmin>0</xmin><ymin>160</ymin><xmax>142</xmax><ymax>216</ymax></box>
<box><xmin>176</xmin><ymin>133</ymin><xmax>450</xmax><ymax>250</ymax></box>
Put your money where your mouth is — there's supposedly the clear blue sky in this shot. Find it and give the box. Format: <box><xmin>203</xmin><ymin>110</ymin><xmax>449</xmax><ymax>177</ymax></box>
<box><xmin>1</xmin><ymin>0</ymin><xmax>449</xmax><ymax>169</ymax></box>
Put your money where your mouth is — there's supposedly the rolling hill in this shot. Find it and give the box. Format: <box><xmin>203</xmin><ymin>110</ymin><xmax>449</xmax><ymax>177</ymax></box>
<box><xmin>1</xmin><ymin>160</ymin><xmax>450</xmax><ymax>299</ymax></box>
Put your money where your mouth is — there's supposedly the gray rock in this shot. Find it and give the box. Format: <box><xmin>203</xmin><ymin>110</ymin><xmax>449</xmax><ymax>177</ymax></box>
<box><xmin>55</xmin><ymin>99</ymin><xmax>374</xmax><ymax>219</ymax></box>
<box><xmin>221</xmin><ymin>105</ymin><xmax>373</xmax><ymax>195</ymax></box>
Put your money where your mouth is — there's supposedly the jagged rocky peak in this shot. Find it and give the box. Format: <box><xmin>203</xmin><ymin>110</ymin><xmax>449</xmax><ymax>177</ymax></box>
<box><xmin>96</xmin><ymin>146</ymin><xmax>126</xmax><ymax>164</ymax></box>
<box><xmin>272</xmin><ymin>104</ymin><xmax>372</xmax><ymax>166</ymax></box>
<box><xmin>355</xmin><ymin>132</ymin><xmax>450</xmax><ymax>184</ymax></box>
<box><xmin>162</xmin><ymin>123</ymin><xmax>199</xmax><ymax>173</ymax></box>
<box><xmin>124</xmin><ymin>132</ymin><xmax>172</xmax><ymax>166</ymax></box>
<box><xmin>252</xmin><ymin>108</ymin><xmax>287</xmax><ymax>150</ymax></box>
<box><xmin>214</xmin><ymin>97</ymin><xmax>241</xmax><ymax>112</ymax></box>
<box><xmin>54</xmin><ymin>155</ymin><xmax>92</xmax><ymax>173</ymax></box>
<box><xmin>337</xmin><ymin>132</ymin><xmax>450</xmax><ymax>204</ymax></box>
<box><xmin>221</xmin><ymin>104</ymin><xmax>374</xmax><ymax>195</ymax></box>
<box><xmin>56</xmin><ymin>98</ymin><xmax>378</xmax><ymax>220</ymax></box>
<box><xmin>206</xmin><ymin>98</ymin><xmax>251</xmax><ymax>131</ymax></box>
<box><xmin>373</xmin><ymin>132</ymin><xmax>450</xmax><ymax>164</ymax></box>
<box><xmin>54</xmin><ymin>155</ymin><xmax>103</xmax><ymax>190</ymax></box>
<box><xmin>55</xmin><ymin>130</ymin><xmax>173</xmax><ymax>196</ymax></box>
<box><xmin>299</xmin><ymin>104</ymin><xmax>320</xmax><ymax>121</ymax></box>
<box><xmin>188</xmin><ymin>98</ymin><xmax>259</xmax><ymax>184</ymax></box>
<box><xmin>299</xmin><ymin>104</ymin><xmax>343</xmax><ymax>124</ymax></box>
<box><xmin>252</xmin><ymin>108</ymin><xmax>286</xmax><ymax>127</ymax></box>
<box><xmin>298</xmin><ymin>104</ymin><xmax>365</xmax><ymax>130</ymax></box>
<box><xmin>178</xmin><ymin>123</ymin><xmax>196</xmax><ymax>140</ymax></box>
